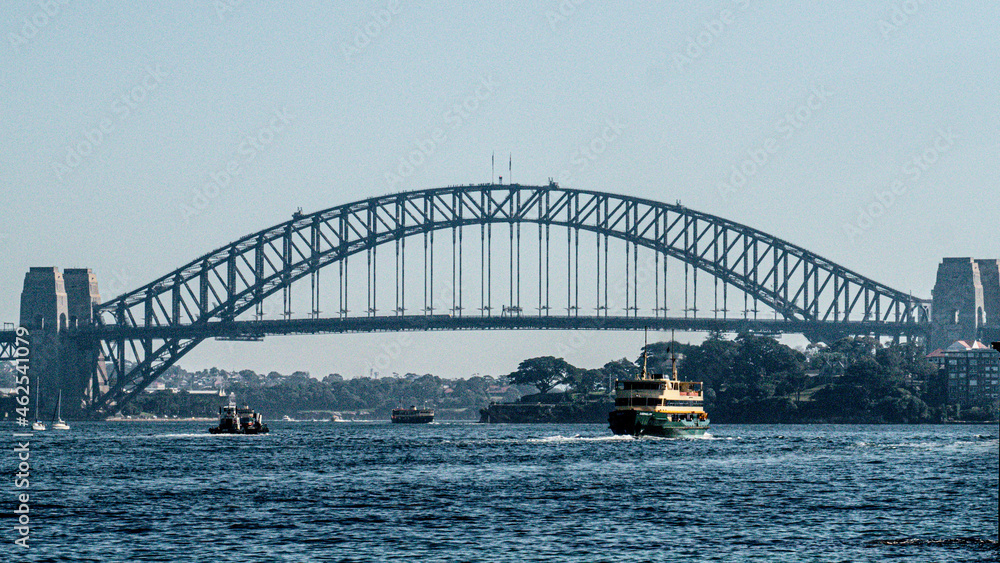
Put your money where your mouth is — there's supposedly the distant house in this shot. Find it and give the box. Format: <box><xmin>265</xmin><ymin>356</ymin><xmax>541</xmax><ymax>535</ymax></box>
<box><xmin>486</xmin><ymin>384</ymin><xmax>515</xmax><ymax>402</ymax></box>
<box><xmin>187</xmin><ymin>389</ymin><xmax>227</xmax><ymax>397</ymax></box>
<box><xmin>927</xmin><ymin>340</ymin><xmax>1000</xmax><ymax>408</ymax></box>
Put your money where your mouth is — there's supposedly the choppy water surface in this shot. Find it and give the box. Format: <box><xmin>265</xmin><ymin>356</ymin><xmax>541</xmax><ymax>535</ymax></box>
<box><xmin>11</xmin><ymin>422</ymin><xmax>999</xmax><ymax>562</ymax></box>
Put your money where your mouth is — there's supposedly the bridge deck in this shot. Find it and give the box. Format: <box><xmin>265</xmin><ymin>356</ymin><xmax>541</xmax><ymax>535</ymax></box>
<box><xmin>77</xmin><ymin>315</ymin><xmax>929</xmax><ymax>341</ymax></box>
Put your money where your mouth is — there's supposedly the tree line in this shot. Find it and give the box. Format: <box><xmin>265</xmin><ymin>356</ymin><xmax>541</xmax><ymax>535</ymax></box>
<box><xmin>125</xmin><ymin>372</ymin><xmax>517</xmax><ymax>420</ymax></box>
<box><xmin>671</xmin><ymin>333</ymin><xmax>950</xmax><ymax>423</ymax></box>
<box><xmin>21</xmin><ymin>331</ymin><xmax>989</xmax><ymax>422</ymax></box>
<box><xmin>506</xmin><ymin>333</ymin><xmax>988</xmax><ymax>423</ymax></box>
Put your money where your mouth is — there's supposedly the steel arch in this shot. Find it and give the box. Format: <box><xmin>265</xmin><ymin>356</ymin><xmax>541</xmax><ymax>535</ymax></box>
<box><xmin>89</xmin><ymin>182</ymin><xmax>929</xmax><ymax>414</ymax></box>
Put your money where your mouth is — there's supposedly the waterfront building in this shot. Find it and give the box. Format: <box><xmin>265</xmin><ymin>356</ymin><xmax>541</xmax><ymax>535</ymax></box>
<box><xmin>926</xmin><ymin>340</ymin><xmax>1000</xmax><ymax>408</ymax></box>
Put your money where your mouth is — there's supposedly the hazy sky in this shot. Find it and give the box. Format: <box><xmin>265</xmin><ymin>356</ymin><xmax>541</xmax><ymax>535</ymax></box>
<box><xmin>4</xmin><ymin>1</ymin><xmax>998</xmax><ymax>379</ymax></box>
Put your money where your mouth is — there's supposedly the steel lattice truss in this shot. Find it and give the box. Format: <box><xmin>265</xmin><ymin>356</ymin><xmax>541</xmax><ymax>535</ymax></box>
<box><xmin>0</xmin><ymin>330</ymin><xmax>17</xmax><ymax>362</ymax></box>
<box><xmin>88</xmin><ymin>183</ymin><xmax>929</xmax><ymax>414</ymax></box>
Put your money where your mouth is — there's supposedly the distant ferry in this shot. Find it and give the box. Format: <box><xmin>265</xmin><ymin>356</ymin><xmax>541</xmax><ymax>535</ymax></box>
<box><xmin>391</xmin><ymin>407</ymin><xmax>434</xmax><ymax>424</ymax></box>
<box><xmin>608</xmin><ymin>341</ymin><xmax>710</xmax><ymax>438</ymax></box>
<box><xmin>209</xmin><ymin>401</ymin><xmax>270</xmax><ymax>434</ymax></box>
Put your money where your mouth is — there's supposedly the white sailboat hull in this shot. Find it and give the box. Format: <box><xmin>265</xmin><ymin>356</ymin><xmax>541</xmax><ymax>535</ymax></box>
<box><xmin>51</xmin><ymin>390</ymin><xmax>69</xmax><ymax>430</ymax></box>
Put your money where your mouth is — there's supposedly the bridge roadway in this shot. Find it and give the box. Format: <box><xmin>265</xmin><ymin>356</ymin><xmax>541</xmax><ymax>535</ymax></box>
<box><xmin>0</xmin><ymin>317</ymin><xmax>928</xmax><ymax>362</ymax></box>
<box><xmin>64</xmin><ymin>315</ymin><xmax>928</xmax><ymax>342</ymax></box>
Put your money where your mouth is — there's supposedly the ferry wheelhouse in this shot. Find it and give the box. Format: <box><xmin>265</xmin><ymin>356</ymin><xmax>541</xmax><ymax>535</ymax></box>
<box><xmin>608</xmin><ymin>346</ymin><xmax>709</xmax><ymax>437</ymax></box>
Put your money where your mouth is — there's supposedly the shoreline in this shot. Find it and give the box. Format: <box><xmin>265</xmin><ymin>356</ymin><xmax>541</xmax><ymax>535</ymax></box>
<box><xmin>17</xmin><ymin>417</ymin><xmax>997</xmax><ymax>425</ymax></box>
<box><xmin>104</xmin><ymin>417</ymin><xmax>216</xmax><ymax>422</ymax></box>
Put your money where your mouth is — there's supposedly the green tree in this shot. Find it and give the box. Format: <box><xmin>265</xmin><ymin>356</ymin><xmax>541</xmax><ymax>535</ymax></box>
<box><xmin>507</xmin><ymin>356</ymin><xmax>576</xmax><ymax>394</ymax></box>
<box><xmin>728</xmin><ymin>334</ymin><xmax>806</xmax><ymax>401</ymax></box>
<box><xmin>828</xmin><ymin>336</ymin><xmax>881</xmax><ymax>364</ymax></box>
<box><xmin>600</xmin><ymin>358</ymin><xmax>638</xmax><ymax>385</ymax></box>
<box><xmin>565</xmin><ymin>368</ymin><xmax>604</xmax><ymax>395</ymax></box>
<box><xmin>678</xmin><ymin>334</ymin><xmax>736</xmax><ymax>390</ymax></box>
<box><xmin>638</xmin><ymin>341</ymin><xmax>689</xmax><ymax>375</ymax></box>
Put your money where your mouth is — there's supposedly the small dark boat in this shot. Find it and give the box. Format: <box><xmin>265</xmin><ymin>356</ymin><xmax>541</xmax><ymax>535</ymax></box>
<box><xmin>391</xmin><ymin>406</ymin><xmax>434</xmax><ymax>424</ymax></box>
<box><xmin>209</xmin><ymin>401</ymin><xmax>269</xmax><ymax>434</ymax></box>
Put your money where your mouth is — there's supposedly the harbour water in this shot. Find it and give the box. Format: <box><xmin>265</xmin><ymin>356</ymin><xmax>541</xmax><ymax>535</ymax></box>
<box><xmin>10</xmin><ymin>422</ymin><xmax>999</xmax><ymax>562</ymax></box>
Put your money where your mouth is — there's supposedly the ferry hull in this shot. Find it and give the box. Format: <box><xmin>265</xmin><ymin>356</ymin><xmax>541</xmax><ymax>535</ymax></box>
<box><xmin>391</xmin><ymin>414</ymin><xmax>434</xmax><ymax>424</ymax></box>
<box><xmin>209</xmin><ymin>425</ymin><xmax>269</xmax><ymax>434</ymax></box>
<box><xmin>391</xmin><ymin>409</ymin><xmax>434</xmax><ymax>424</ymax></box>
<box><xmin>608</xmin><ymin>410</ymin><xmax>709</xmax><ymax>438</ymax></box>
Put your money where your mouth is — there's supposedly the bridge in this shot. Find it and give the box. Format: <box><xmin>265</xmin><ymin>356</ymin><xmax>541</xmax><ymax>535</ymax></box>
<box><xmin>10</xmin><ymin>181</ymin><xmax>991</xmax><ymax>419</ymax></box>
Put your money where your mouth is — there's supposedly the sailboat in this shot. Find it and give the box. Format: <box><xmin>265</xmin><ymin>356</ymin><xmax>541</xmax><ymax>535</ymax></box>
<box><xmin>32</xmin><ymin>376</ymin><xmax>45</xmax><ymax>431</ymax></box>
<box><xmin>51</xmin><ymin>390</ymin><xmax>70</xmax><ymax>430</ymax></box>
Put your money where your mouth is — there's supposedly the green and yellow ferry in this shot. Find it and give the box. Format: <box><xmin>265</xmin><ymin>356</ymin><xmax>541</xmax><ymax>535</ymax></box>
<box><xmin>608</xmin><ymin>346</ymin><xmax>709</xmax><ymax>438</ymax></box>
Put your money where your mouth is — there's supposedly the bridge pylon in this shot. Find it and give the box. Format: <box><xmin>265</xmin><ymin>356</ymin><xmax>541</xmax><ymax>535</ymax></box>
<box><xmin>19</xmin><ymin>267</ymin><xmax>107</xmax><ymax>419</ymax></box>
<box><xmin>930</xmin><ymin>258</ymin><xmax>1000</xmax><ymax>350</ymax></box>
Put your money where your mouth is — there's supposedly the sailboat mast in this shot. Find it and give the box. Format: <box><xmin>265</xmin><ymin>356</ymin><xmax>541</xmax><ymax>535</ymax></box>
<box><xmin>34</xmin><ymin>372</ymin><xmax>40</xmax><ymax>421</ymax></box>
<box><xmin>671</xmin><ymin>329</ymin><xmax>678</xmax><ymax>381</ymax></box>
<box><xmin>642</xmin><ymin>326</ymin><xmax>648</xmax><ymax>379</ymax></box>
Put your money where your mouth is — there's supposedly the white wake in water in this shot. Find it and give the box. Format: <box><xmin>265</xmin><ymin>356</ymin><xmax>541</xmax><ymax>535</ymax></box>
<box><xmin>528</xmin><ymin>434</ymin><xmax>634</xmax><ymax>443</ymax></box>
